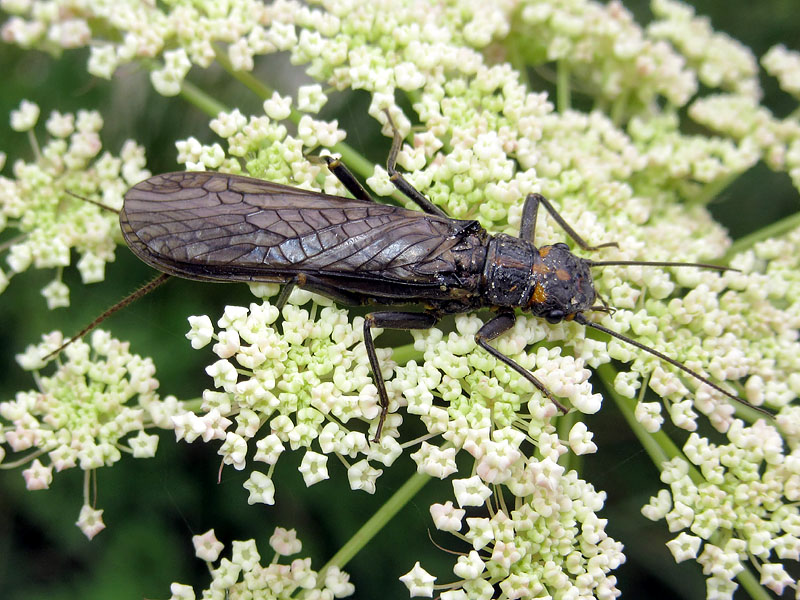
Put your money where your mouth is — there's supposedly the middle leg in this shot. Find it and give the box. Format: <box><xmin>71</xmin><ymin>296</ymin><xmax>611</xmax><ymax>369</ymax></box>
<box><xmin>364</xmin><ymin>311</ymin><xmax>439</xmax><ymax>440</ymax></box>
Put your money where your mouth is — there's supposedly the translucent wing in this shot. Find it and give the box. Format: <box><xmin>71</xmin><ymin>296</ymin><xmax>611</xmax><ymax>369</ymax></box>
<box><xmin>121</xmin><ymin>172</ymin><xmax>482</xmax><ymax>290</ymax></box>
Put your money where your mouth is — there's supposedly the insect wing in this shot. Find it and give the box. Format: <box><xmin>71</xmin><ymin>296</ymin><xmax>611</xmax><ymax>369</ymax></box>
<box><xmin>121</xmin><ymin>172</ymin><xmax>478</xmax><ymax>287</ymax></box>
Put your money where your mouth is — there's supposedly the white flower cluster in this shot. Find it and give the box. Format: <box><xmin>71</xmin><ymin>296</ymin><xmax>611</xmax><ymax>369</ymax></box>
<box><xmin>648</xmin><ymin>0</ymin><xmax>759</xmax><ymax>97</ymax></box>
<box><xmin>181</xmin><ymin>293</ymin><xmax>624</xmax><ymax>596</ymax></box>
<box><xmin>179</xmin><ymin>290</ymin><xmax>395</xmax><ymax>500</ymax></box>
<box><xmin>404</xmin><ymin>468</ymin><xmax>624</xmax><ymax>599</ymax></box>
<box><xmin>3</xmin><ymin>0</ymin><xmax>800</xmax><ymax>597</ymax></box>
<box><xmin>169</xmin><ymin>528</ymin><xmax>354</xmax><ymax>599</ymax></box>
<box><xmin>2</xmin><ymin>329</ymin><xmax>182</xmax><ymax>535</ymax></box>
<box><xmin>643</xmin><ymin>420</ymin><xmax>798</xmax><ymax>598</ymax></box>
<box><xmin>763</xmin><ymin>45</ymin><xmax>800</xmax><ymax>100</ymax></box>
<box><xmin>0</xmin><ymin>100</ymin><xmax>149</xmax><ymax>306</ymax></box>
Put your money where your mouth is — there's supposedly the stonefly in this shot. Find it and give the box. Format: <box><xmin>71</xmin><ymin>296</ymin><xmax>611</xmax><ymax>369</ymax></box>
<box><xmin>54</xmin><ymin>113</ymin><xmax>772</xmax><ymax>439</ymax></box>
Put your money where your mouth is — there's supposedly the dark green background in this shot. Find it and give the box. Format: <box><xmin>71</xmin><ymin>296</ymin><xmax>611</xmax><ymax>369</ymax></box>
<box><xmin>1</xmin><ymin>1</ymin><xmax>797</xmax><ymax>598</ymax></box>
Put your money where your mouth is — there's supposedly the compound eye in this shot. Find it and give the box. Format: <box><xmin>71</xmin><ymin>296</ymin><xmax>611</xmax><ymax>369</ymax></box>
<box><xmin>553</xmin><ymin>242</ymin><xmax>569</xmax><ymax>251</ymax></box>
<box><xmin>546</xmin><ymin>310</ymin><xmax>565</xmax><ymax>324</ymax></box>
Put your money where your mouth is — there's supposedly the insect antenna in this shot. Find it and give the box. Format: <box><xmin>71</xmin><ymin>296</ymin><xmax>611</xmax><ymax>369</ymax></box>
<box><xmin>572</xmin><ymin>313</ymin><xmax>773</xmax><ymax>418</ymax></box>
<box><xmin>64</xmin><ymin>189</ymin><xmax>119</xmax><ymax>214</ymax></box>
<box><xmin>43</xmin><ymin>273</ymin><xmax>172</xmax><ymax>361</ymax></box>
<box><xmin>44</xmin><ymin>190</ymin><xmax>170</xmax><ymax>361</ymax></box>
<box><xmin>587</xmin><ymin>259</ymin><xmax>736</xmax><ymax>271</ymax></box>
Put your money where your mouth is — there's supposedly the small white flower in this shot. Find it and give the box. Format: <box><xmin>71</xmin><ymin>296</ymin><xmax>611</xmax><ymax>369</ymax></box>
<box><xmin>347</xmin><ymin>459</ymin><xmax>382</xmax><ymax>494</ymax></box>
<box><xmin>666</xmin><ymin>532</ymin><xmax>702</xmax><ymax>562</ymax></box>
<box><xmin>464</xmin><ymin>517</ymin><xmax>494</xmax><ymax>550</ymax></box>
<box><xmin>230</xmin><ymin>539</ymin><xmax>260</xmax><ymax>571</ymax></box>
<box><xmin>452</xmin><ymin>475</ymin><xmax>492</xmax><ymax>507</ymax></box>
<box><xmin>186</xmin><ymin>315</ymin><xmax>214</xmax><ymax>349</ymax></box>
<box><xmin>429</xmin><ymin>501</ymin><xmax>465</xmax><ymax>532</ymax></box>
<box><xmin>76</xmin><ymin>504</ymin><xmax>105</xmax><ymax>540</ymax></box>
<box><xmin>87</xmin><ymin>44</ymin><xmax>118</xmax><ymax>79</ymax></box>
<box><xmin>41</xmin><ymin>279</ymin><xmax>70</xmax><ymax>309</ymax></box>
<box><xmin>269</xmin><ymin>527</ymin><xmax>302</xmax><ymax>556</ymax></box>
<box><xmin>22</xmin><ymin>459</ymin><xmax>52</xmax><ymax>490</ymax></box>
<box><xmin>168</xmin><ymin>582</ymin><xmax>196</xmax><ymax>600</ymax></box>
<box><xmin>263</xmin><ymin>91</ymin><xmax>292</xmax><ymax>120</ymax></box>
<box><xmin>192</xmin><ymin>529</ymin><xmax>224</xmax><ymax>562</ymax></box>
<box><xmin>297</xmin><ymin>84</ymin><xmax>327</xmax><ymax>113</ymax></box>
<box><xmin>568</xmin><ymin>421</ymin><xmax>597</xmax><ymax>455</ymax></box>
<box><xmin>298</xmin><ymin>450</ymin><xmax>329</xmax><ymax>486</ymax></box>
<box><xmin>399</xmin><ymin>562</ymin><xmax>436</xmax><ymax>597</ymax></box>
<box><xmin>254</xmin><ymin>434</ymin><xmax>285</xmax><ymax>465</ymax></box>
<box><xmin>453</xmin><ymin>550</ymin><xmax>485</xmax><ymax>579</ymax></box>
<box><xmin>243</xmin><ymin>471</ymin><xmax>275</xmax><ymax>505</ymax></box>
<box><xmin>635</xmin><ymin>401</ymin><xmax>664</xmax><ymax>432</ymax></box>
<box><xmin>10</xmin><ymin>99</ymin><xmax>39</xmax><ymax>131</ymax></box>
<box><xmin>129</xmin><ymin>431</ymin><xmax>159</xmax><ymax>458</ymax></box>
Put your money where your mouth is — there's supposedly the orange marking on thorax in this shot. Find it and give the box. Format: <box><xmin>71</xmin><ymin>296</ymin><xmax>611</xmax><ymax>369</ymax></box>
<box><xmin>532</xmin><ymin>283</ymin><xmax>547</xmax><ymax>304</ymax></box>
<box><xmin>556</xmin><ymin>269</ymin><xmax>571</xmax><ymax>281</ymax></box>
<box><xmin>531</xmin><ymin>263</ymin><xmax>551</xmax><ymax>274</ymax></box>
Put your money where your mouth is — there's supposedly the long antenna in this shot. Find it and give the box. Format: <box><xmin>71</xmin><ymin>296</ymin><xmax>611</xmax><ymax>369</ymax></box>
<box><xmin>573</xmin><ymin>313</ymin><xmax>772</xmax><ymax>418</ymax></box>
<box><xmin>587</xmin><ymin>259</ymin><xmax>736</xmax><ymax>272</ymax></box>
<box><xmin>65</xmin><ymin>190</ymin><xmax>119</xmax><ymax>213</ymax></box>
<box><xmin>44</xmin><ymin>273</ymin><xmax>171</xmax><ymax>361</ymax></box>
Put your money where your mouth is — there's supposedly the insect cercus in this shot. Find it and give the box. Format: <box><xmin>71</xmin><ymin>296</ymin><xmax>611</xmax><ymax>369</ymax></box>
<box><xmin>61</xmin><ymin>112</ymin><xmax>772</xmax><ymax>439</ymax></box>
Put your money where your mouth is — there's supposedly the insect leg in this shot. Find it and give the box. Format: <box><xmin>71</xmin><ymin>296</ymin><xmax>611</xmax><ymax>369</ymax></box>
<box><xmin>313</xmin><ymin>155</ymin><xmax>376</xmax><ymax>202</ymax></box>
<box><xmin>519</xmin><ymin>193</ymin><xmax>618</xmax><ymax>251</ymax></box>
<box><xmin>274</xmin><ymin>274</ymin><xmax>366</xmax><ymax>311</ymax></box>
<box><xmin>475</xmin><ymin>311</ymin><xmax>568</xmax><ymax>414</ymax></box>
<box><xmin>364</xmin><ymin>311</ymin><xmax>439</xmax><ymax>440</ymax></box>
<box><xmin>382</xmin><ymin>110</ymin><xmax>448</xmax><ymax>217</ymax></box>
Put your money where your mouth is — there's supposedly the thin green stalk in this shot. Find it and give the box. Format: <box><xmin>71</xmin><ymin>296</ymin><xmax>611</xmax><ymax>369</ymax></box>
<box><xmin>723</xmin><ymin>209</ymin><xmax>800</xmax><ymax>261</ymax></box>
<box><xmin>556</xmin><ymin>409</ymin><xmax>578</xmax><ymax>471</ymax></box>
<box><xmin>691</xmin><ymin>172</ymin><xmax>738</xmax><ymax>207</ymax></box>
<box><xmin>556</xmin><ymin>60</ymin><xmax>571</xmax><ymax>113</ymax></box>
<box><xmin>319</xmin><ymin>471</ymin><xmax>430</xmax><ymax>575</ymax></box>
<box><xmin>596</xmin><ymin>363</ymin><xmax>684</xmax><ymax>471</ymax></box>
<box><xmin>390</xmin><ymin>342</ymin><xmax>424</xmax><ymax>365</ymax></box>
<box><xmin>179</xmin><ymin>79</ymin><xmax>229</xmax><ymax>117</ymax></box>
<box><xmin>140</xmin><ymin>57</ymin><xmax>227</xmax><ymax>117</ymax></box>
<box><xmin>736</xmin><ymin>567</ymin><xmax>773</xmax><ymax>600</ymax></box>
<box><xmin>214</xmin><ymin>45</ymin><xmax>276</xmax><ymax>101</ymax></box>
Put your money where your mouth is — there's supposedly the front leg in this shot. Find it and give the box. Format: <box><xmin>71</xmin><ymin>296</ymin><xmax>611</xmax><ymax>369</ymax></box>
<box><xmin>475</xmin><ymin>311</ymin><xmax>568</xmax><ymax>414</ymax></box>
<box><xmin>519</xmin><ymin>193</ymin><xmax>618</xmax><ymax>251</ymax></box>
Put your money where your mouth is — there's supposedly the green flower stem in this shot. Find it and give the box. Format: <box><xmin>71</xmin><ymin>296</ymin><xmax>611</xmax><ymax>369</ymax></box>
<box><xmin>0</xmin><ymin>448</ymin><xmax>44</xmax><ymax>469</ymax></box>
<box><xmin>736</xmin><ymin>567</ymin><xmax>773</xmax><ymax>600</ymax></box>
<box><xmin>609</xmin><ymin>97</ymin><xmax>625</xmax><ymax>127</ymax></box>
<box><xmin>213</xmin><ymin>44</ymin><xmax>275</xmax><ymax>100</ymax></box>
<box><xmin>390</xmin><ymin>342</ymin><xmax>424</xmax><ymax>366</ymax></box>
<box><xmin>556</xmin><ymin>409</ymin><xmax>579</xmax><ymax>470</ymax></box>
<box><xmin>179</xmin><ymin>79</ymin><xmax>229</xmax><ymax>118</ymax></box>
<box><xmin>736</xmin><ymin>568</ymin><xmax>775</xmax><ymax>600</ymax></box>
<box><xmin>27</xmin><ymin>129</ymin><xmax>41</xmax><ymax>162</ymax></box>
<box><xmin>723</xmin><ymin>210</ymin><xmax>800</xmax><ymax>261</ymax></box>
<box><xmin>319</xmin><ymin>471</ymin><xmax>430</xmax><ymax>575</ymax></box>
<box><xmin>140</xmin><ymin>57</ymin><xmax>228</xmax><ymax>117</ymax></box>
<box><xmin>692</xmin><ymin>172</ymin><xmax>739</xmax><ymax>207</ymax></box>
<box><xmin>596</xmin><ymin>363</ymin><xmax>695</xmax><ymax>478</ymax></box>
<box><xmin>556</xmin><ymin>60</ymin><xmax>571</xmax><ymax>113</ymax></box>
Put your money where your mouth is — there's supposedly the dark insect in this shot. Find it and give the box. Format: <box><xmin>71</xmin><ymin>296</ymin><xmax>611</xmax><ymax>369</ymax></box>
<box><xmin>60</xmin><ymin>114</ymin><xmax>771</xmax><ymax>439</ymax></box>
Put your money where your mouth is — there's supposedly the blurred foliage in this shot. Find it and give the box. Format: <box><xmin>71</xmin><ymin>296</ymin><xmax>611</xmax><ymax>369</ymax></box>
<box><xmin>0</xmin><ymin>1</ymin><xmax>798</xmax><ymax>598</ymax></box>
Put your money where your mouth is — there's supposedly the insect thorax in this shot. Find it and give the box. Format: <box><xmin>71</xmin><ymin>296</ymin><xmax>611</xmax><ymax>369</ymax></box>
<box><xmin>482</xmin><ymin>234</ymin><xmax>540</xmax><ymax>307</ymax></box>
<box><xmin>482</xmin><ymin>235</ymin><xmax>595</xmax><ymax>322</ymax></box>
